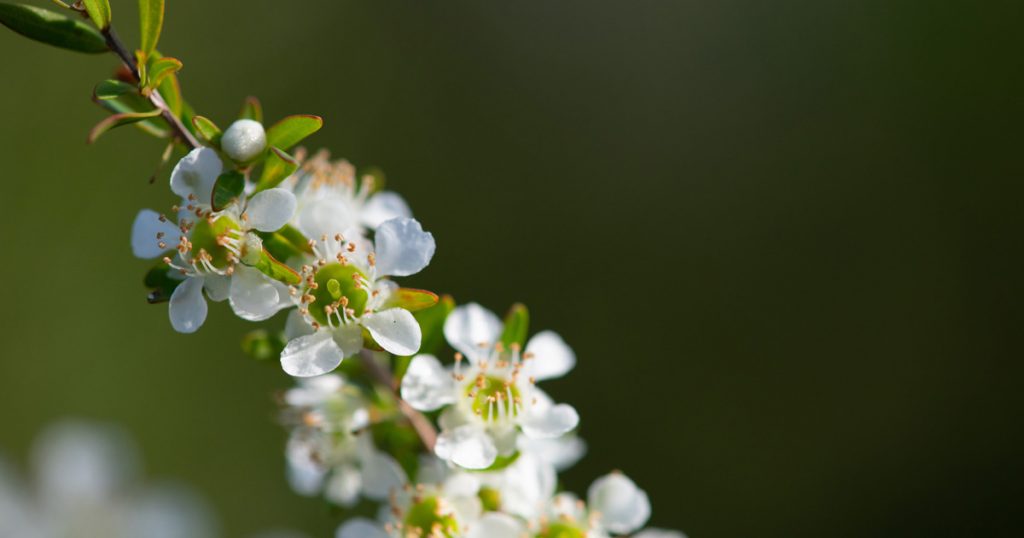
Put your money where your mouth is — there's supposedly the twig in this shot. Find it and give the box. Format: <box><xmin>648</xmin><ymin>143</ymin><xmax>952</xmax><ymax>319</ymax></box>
<box><xmin>359</xmin><ymin>350</ymin><xmax>438</xmax><ymax>450</ymax></box>
<box><xmin>101</xmin><ymin>26</ymin><xmax>201</xmax><ymax>149</ymax></box>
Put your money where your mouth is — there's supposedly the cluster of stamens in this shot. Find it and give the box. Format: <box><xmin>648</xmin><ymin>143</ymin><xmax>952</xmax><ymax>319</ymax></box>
<box><xmin>454</xmin><ymin>342</ymin><xmax>538</xmax><ymax>422</ymax></box>
<box><xmin>291</xmin><ymin>233</ymin><xmax>381</xmax><ymax>331</ymax></box>
<box><xmin>286</xmin><ymin>149</ymin><xmax>378</xmax><ymax>204</ymax></box>
<box><xmin>157</xmin><ymin>208</ymin><xmax>244</xmax><ymax>277</ymax></box>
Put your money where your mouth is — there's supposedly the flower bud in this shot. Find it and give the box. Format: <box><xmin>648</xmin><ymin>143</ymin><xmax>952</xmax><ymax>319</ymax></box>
<box><xmin>221</xmin><ymin>119</ymin><xmax>267</xmax><ymax>162</ymax></box>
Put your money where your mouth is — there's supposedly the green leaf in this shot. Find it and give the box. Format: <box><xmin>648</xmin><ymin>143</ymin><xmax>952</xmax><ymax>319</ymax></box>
<box><xmin>93</xmin><ymin>88</ymin><xmax>168</xmax><ymax>138</ymax></box>
<box><xmin>257</xmin><ymin>224</ymin><xmax>312</xmax><ymax>262</ymax></box>
<box><xmin>265</xmin><ymin>115</ymin><xmax>322</xmax><ymax>150</ymax></box>
<box><xmin>87</xmin><ymin>109</ymin><xmax>162</xmax><ymax>143</ymax></box>
<box><xmin>93</xmin><ymin>79</ymin><xmax>136</xmax><ymax>100</ymax></box>
<box><xmin>388</xmin><ymin>288</ymin><xmax>439</xmax><ymax>313</ymax></box>
<box><xmin>143</xmin><ymin>262</ymin><xmax>180</xmax><ymax>304</ymax></box>
<box><xmin>254</xmin><ymin>147</ymin><xmax>298</xmax><ymax>192</ymax></box>
<box><xmin>157</xmin><ymin>70</ymin><xmax>183</xmax><ymax>117</ymax></box>
<box><xmin>0</xmin><ymin>3</ymin><xmax>108</xmax><ymax>54</ymax></box>
<box><xmin>211</xmin><ymin>170</ymin><xmax>245</xmax><ymax>211</ymax></box>
<box><xmin>137</xmin><ymin>0</ymin><xmax>163</xmax><ymax>58</ymax></box>
<box><xmin>191</xmin><ymin>115</ymin><xmax>221</xmax><ymax>146</ymax></box>
<box><xmin>50</xmin><ymin>1</ymin><xmax>73</xmax><ymax>9</ymax></box>
<box><xmin>241</xmin><ymin>329</ymin><xmax>286</xmax><ymax>361</ymax></box>
<box><xmin>81</xmin><ymin>0</ymin><xmax>110</xmax><ymax>30</ymax></box>
<box><xmin>500</xmin><ymin>303</ymin><xmax>529</xmax><ymax>348</ymax></box>
<box><xmin>248</xmin><ymin>248</ymin><xmax>301</xmax><ymax>285</ymax></box>
<box><xmin>144</xmin><ymin>56</ymin><xmax>181</xmax><ymax>92</ymax></box>
<box><xmin>239</xmin><ymin>96</ymin><xmax>262</xmax><ymax>122</ymax></box>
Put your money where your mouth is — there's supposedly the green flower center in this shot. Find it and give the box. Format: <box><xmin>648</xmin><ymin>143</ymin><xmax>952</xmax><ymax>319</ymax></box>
<box><xmin>537</xmin><ymin>522</ymin><xmax>587</xmax><ymax>538</ymax></box>
<box><xmin>307</xmin><ymin>262</ymin><xmax>368</xmax><ymax>326</ymax></box>
<box><xmin>188</xmin><ymin>215</ymin><xmax>241</xmax><ymax>269</ymax></box>
<box><xmin>466</xmin><ymin>375</ymin><xmax>521</xmax><ymax>421</ymax></box>
<box><xmin>403</xmin><ymin>496</ymin><xmax>459</xmax><ymax>537</ymax></box>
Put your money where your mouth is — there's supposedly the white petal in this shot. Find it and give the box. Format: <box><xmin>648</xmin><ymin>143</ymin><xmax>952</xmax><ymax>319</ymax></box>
<box><xmin>168</xmin><ymin>277</ymin><xmax>207</xmax><ymax>333</ymax></box>
<box><xmin>361</xmin><ymin>308</ymin><xmax>421</xmax><ymax>356</ymax></box>
<box><xmin>202</xmin><ymin>274</ymin><xmax>230</xmax><ymax>302</ymax></box>
<box><xmin>400</xmin><ymin>354</ymin><xmax>456</xmax><ymax>411</ymax></box>
<box><xmin>284</xmin><ymin>309</ymin><xmax>314</xmax><ymax>340</ymax></box>
<box><xmin>520</xmin><ymin>403</ymin><xmax>579</xmax><ymax>439</ymax></box>
<box><xmin>298</xmin><ymin>198</ymin><xmax>357</xmax><ymax>240</ymax></box>
<box><xmin>434</xmin><ymin>425</ymin><xmax>497</xmax><ymax>470</ymax></box>
<box><xmin>362</xmin><ymin>191</ymin><xmax>411</xmax><ymax>229</ymax></box>
<box><xmin>496</xmin><ymin>452</ymin><xmax>556</xmax><ymax>520</ymax></box>
<box><xmin>131</xmin><ymin>209</ymin><xmax>182</xmax><ymax>259</ymax></box>
<box><xmin>169</xmin><ymin>147</ymin><xmax>222</xmax><ymax>202</ymax></box>
<box><xmin>373</xmin><ymin>217</ymin><xmax>435</xmax><ymax>277</ymax></box>
<box><xmin>325</xmin><ymin>464</ymin><xmax>362</xmax><ymax>507</ymax></box>
<box><xmin>633</xmin><ymin>529</ymin><xmax>688</xmax><ymax>538</ymax></box>
<box><xmin>465</xmin><ymin>513</ymin><xmax>526</xmax><ymax>538</ymax></box>
<box><xmin>245</xmin><ymin>188</ymin><xmax>297</xmax><ymax>232</ymax></box>
<box><xmin>280</xmin><ymin>331</ymin><xmax>345</xmax><ymax>377</ymax></box>
<box><xmin>360</xmin><ymin>448</ymin><xmax>406</xmax><ymax>501</ymax></box>
<box><xmin>443</xmin><ymin>303</ymin><xmax>502</xmax><ymax>363</ymax></box>
<box><xmin>517</xmin><ymin>435</ymin><xmax>587</xmax><ymax>471</ymax></box>
<box><xmin>229</xmin><ymin>265</ymin><xmax>284</xmax><ymax>321</ymax></box>
<box><xmin>587</xmin><ymin>472</ymin><xmax>652</xmax><ymax>534</ymax></box>
<box><xmin>332</xmin><ymin>324</ymin><xmax>365</xmax><ymax>357</ymax></box>
<box><xmin>221</xmin><ymin>119</ymin><xmax>267</xmax><ymax>162</ymax></box>
<box><xmin>524</xmin><ymin>331</ymin><xmax>576</xmax><ymax>381</ymax></box>
<box><xmin>336</xmin><ymin>518</ymin><xmax>388</xmax><ymax>538</ymax></box>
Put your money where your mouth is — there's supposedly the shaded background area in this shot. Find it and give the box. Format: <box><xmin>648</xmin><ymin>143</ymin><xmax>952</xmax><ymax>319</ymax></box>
<box><xmin>1</xmin><ymin>0</ymin><xmax>1022</xmax><ymax>536</ymax></box>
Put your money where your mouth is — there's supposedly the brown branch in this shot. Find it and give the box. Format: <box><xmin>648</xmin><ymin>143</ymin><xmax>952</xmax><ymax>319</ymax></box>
<box><xmin>101</xmin><ymin>26</ymin><xmax>201</xmax><ymax>149</ymax></box>
<box><xmin>359</xmin><ymin>350</ymin><xmax>438</xmax><ymax>451</ymax></box>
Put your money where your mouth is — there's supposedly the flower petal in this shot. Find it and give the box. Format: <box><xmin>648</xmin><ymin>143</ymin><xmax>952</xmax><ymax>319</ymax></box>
<box><xmin>373</xmin><ymin>218</ymin><xmax>435</xmax><ymax>277</ymax></box>
<box><xmin>359</xmin><ymin>446</ymin><xmax>406</xmax><ymax>501</ymax></box>
<box><xmin>131</xmin><ymin>209</ymin><xmax>182</xmax><ymax>259</ymax></box>
<box><xmin>362</xmin><ymin>191</ymin><xmax>411</xmax><ymax>229</ymax></box>
<box><xmin>443</xmin><ymin>303</ymin><xmax>502</xmax><ymax>363</ymax></box>
<box><xmin>633</xmin><ymin>529</ymin><xmax>688</xmax><ymax>538</ymax></box>
<box><xmin>245</xmin><ymin>188</ymin><xmax>297</xmax><ymax>232</ymax></box>
<box><xmin>465</xmin><ymin>512</ymin><xmax>527</xmax><ymax>538</ymax></box>
<box><xmin>434</xmin><ymin>425</ymin><xmax>497</xmax><ymax>470</ymax></box>
<box><xmin>229</xmin><ymin>265</ymin><xmax>284</xmax><ymax>321</ymax></box>
<box><xmin>331</xmin><ymin>324</ymin><xmax>365</xmax><ymax>357</ymax></box>
<box><xmin>280</xmin><ymin>331</ymin><xmax>345</xmax><ymax>377</ymax></box>
<box><xmin>168</xmin><ymin>277</ymin><xmax>207</xmax><ymax>333</ymax></box>
<box><xmin>202</xmin><ymin>274</ymin><xmax>230</xmax><ymax>302</ymax></box>
<box><xmin>400</xmin><ymin>354</ymin><xmax>456</xmax><ymax>411</ymax></box>
<box><xmin>520</xmin><ymin>403</ymin><xmax>579</xmax><ymax>439</ymax></box>
<box><xmin>587</xmin><ymin>472</ymin><xmax>652</xmax><ymax>534</ymax></box>
<box><xmin>336</xmin><ymin>518</ymin><xmax>389</xmax><ymax>538</ymax></box>
<box><xmin>324</xmin><ymin>464</ymin><xmax>361</xmax><ymax>508</ymax></box>
<box><xmin>297</xmin><ymin>198</ymin><xmax>357</xmax><ymax>240</ymax></box>
<box><xmin>524</xmin><ymin>330</ymin><xmax>576</xmax><ymax>381</ymax></box>
<box><xmin>517</xmin><ymin>434</ymin><xmax>587</xmax><ymax>471</ymax></box>
<box><xmin>169</xmin><ymin>147</ymin><xmax>222</xmax><ymax>202</ymax></box>
<box><xmin>361</xmin><ymin>308</ymin><xmax>421</xmax><ymax>356</ymax></box>
<box><xmin>284</xmin><ymin>309</ymin><xmax>314</xmax><ymax>340</ymax></box>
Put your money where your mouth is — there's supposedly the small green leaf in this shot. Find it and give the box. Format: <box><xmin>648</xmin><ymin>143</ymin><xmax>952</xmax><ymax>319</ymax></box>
<box><xmin>144</xmin><ymin>56</ymin><xmax>181</xmax><ymax>92</ymax></box>
<box><xmin>191</xmin><ymin>115</ymin><xmax>221</xmax><ymax>146</ymax></box>
<box><xmin>143</xmin><ymin>262</ymin><xmax>180</xmax><ymax>304</ymax></box>
<box><xmin>500</xmin><ymin>303</ymin><xmax>529</xmax><ymax>348</ymax></box>
<box><xmin>211</xmin><ymin>170</ymin><xmax>245</xmax><ymax>211</ymax></box>
<box><xmin>254</xmin><ymin>147</ymin><xmax>298</xmax><ymax>192</ymax></box>
<box><xmin>239</xmin><ymin>96</ymin><xmax>263</xmax><ymax>122</ymax></box>
<box><xmin>0</xmin><ymin>3</ymin><xmax>108</xmax><ymax>54</ymax></box>
<box><xmin>157</xmin><ymin>70</ymin><xmax>183</xmax><ymax>117</ymax></box>
<box><xmin>389</xmin><ymin>288</ymin><xmax>439</xmax><ymax>313</ymax></box>
<box><xmin>50</xmin><ymin>1</ymin><xmax>73</xmax><ymax>9</ymax></box>
<box><xmin>249</xmin><ymin>248</ymin><xmax>301</xmax><ymax>285</ymax></box>
<box><xmin>81</xmin><ymin>0</ymin><xmax>110</xmax><ymax>30</ymax></box>
<box><xmin>241</xmin><ymin>329</ymin><xmax>286</xmax><ymax>361</ymax></box>
<box><xmin>93</xmin><ymin>79</ymin><xmax>136</xmax><ymax>100</ymax></box>
<box><xmin>88</xmin><ymin>109</ymin><xmax>162</xmax><ymax>143</ymax></box>
<box><xmin>137</xmin><ymin>0</ymin><xmax>163</xmax><ymax>57</ymax></box>
<box><xmin>265</xmin><ymin>115</ymin><xmax>322</xmax><ymax>150</ymax></box>
<box><xmin>257</xmin><ymin>224</ymin><xmax>312</xmax><ymax>262</ymax></box>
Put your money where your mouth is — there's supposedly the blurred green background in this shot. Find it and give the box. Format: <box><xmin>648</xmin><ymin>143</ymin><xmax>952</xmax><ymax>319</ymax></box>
<box><xmin>1</xmin><ymin>0</ymin><xmax>1022</xmax><ymax>536</ymax></box>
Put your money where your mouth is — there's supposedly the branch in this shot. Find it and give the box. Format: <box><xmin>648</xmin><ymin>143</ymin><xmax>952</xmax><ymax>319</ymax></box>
<box><xmin>101</xmin><ymin>26</ymin><xmax>200</xmax><ymax>149</ymax></box>
<box><xmin>359</xmin><ymin>350</ymin><xmax>437</xmax><ymax>451</ymax></box>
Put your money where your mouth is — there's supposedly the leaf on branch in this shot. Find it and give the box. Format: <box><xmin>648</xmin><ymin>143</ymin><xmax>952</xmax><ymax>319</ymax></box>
<box><xmin>254</xmin><ymin>147</ymin><xmax>298</xmax><ymax>192</ymax></box>
<box><xmin>157</xmin><ymin>70</ymin><xmax>183</xmax><ymax>117</ymax></box>
<box><xmin>137</xmin><ymin>0</ymin><xmax>163</xmax><ymax>58</ymax></box>
<box><xmin>500</xmin><ymin>303</ymin><xmax>529</xmax><ymax>348</ymax></box>
<box><xmin>248</xmin><ymin>248</ymin><xmax>301</xmax><ymax>285</ymax></box>
<box><xmin>257</xmin><ymin>224</ymin><xmax>312</xmax><ymax>262</ymax></box>
<box><xmin>265</xmin><ymin>115</ymin><xmax>323</xmax><ymax>151</ymax></box>
<box><xmin>81</xmin><ymin>0</ymin><xmax>110</xmax><ymax>30</ymax></box>
<box><xmin>93</xmin><ymin>86</ymin><xmax>169</xmax><ymax>138</ymax></box>
<box><xmin>389</xmin><ymin>288</ymin><xmax>439</xmax><ymax>313</ymax></box>
<box><xmin>93</xmin><ymin>79</ymin><xmax>136</xmax><ymax>100</ymax></box>
<box><xmin>191</xmin><ymin>115</ymin><xmax>222</xmax><ymax>146</ymax></box>
<box><xmin>144</xmin><ymin>56</ymin><xmax>181</xmax><ymax>93</ymax></box>
<box><xmin>0</xmin><ymin>3</ymin><xmax>108</xmax><ymax>54</ymax></box>
<box><xmin>239</xmin><ymin>96</ymin><xmax>263</xmax><ymax>123</ymax></box>
<box><xmin>211</xmin><ymin>170</ymin><xmax>245</xmax><ymax>211</ymax></box>
<box><xmin>87</xmin><ymin>109</ymin><xmax>162</xmax><ymax>143</ymax></box>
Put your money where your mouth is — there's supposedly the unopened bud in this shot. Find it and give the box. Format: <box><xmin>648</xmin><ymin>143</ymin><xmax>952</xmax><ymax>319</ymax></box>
<box><xmin>221</xmin><ymin>119</ymin><xmax>267</xmax><ymax>162</ymax></box>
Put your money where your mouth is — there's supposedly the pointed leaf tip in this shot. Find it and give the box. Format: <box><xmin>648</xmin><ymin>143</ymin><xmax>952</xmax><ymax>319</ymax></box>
<box><xmin>138</xmin><ymin>0</ymin><xmax>164</xmax><ymax>57</ymax></box>
<box><xmin>0</xmin><ymin>3</ymin><xmax>108</xmax><ymax>54</ymax></box>
<box><xmin>88</xmin><ymin>109</ymin><xmax>162</xmax><ymax>143</ymax></box>
<box><xmin>265</xmin><ymin>115</ymin><xmax>323</xmax><ymax>151</ymax></box>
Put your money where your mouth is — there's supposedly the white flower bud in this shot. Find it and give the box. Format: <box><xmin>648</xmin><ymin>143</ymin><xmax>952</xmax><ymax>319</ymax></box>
<box><xmin>221</xmin><ymin>119</ymin><xmax>267</xmax><ymax>162</ymax></box>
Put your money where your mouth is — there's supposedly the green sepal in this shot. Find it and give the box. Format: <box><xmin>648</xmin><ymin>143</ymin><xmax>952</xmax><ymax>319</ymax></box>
<box><xmin>137</xmin><ymin>0</ymin><xmax>163</xmax><ymax>58</ymax></box>
<box><xmin>157</xmin><ymin>70</ymin><xmax>183</xmax><ymax>117</ymax></box>
<box><xmin>254</xmin><ymin>147</ymin><xmax>298</xmax><ymax>192</ymax></box>
<box><xmin>191</xmin><ymin>115</ymin><xmax>221</xmax><ymax>146</ymax></box>
<box><xmin>472</xmin><ymin>451</ymin><xmax>520</xmax><ymax>473</ymax></box>
<box><xmin>257</xmin><ymin>224</ymin><xmax>312</xmax><ymax>262</ymax></box>
<box><xmin>500</xmin><ymin>303</ymin><xmax>529</xmax><ymax>348</ymax></box>
<box><xmin>93</xmin><ymin>86</ymin><xmax>168</xmax><ymax>138</ymax></box>
<box><xmin>88</xmin><ymin>109</ymin><xmax>162</xmax><ymax>143</ymax></box>
<box><xmin>248</xmin><ymin>248</ymin><xmax>301</xmax><ymax>285</ymax></box>
<box><xmin>144</xmin><ymin>56</ymin><xmax>181</xmax><ymax>93</ymax></box>
<box><xmin>211</xmin><ymin>170</ymin><xmax>245</xmax><ymax>211</ymax></box>
<box><xmin>386</xmin><ymin>288</ymin><xmax>439</xmax><ymax>313</ymax></box>
<box><xmin>81</xmin><ymin>0</ymin><xmax>110</xmax><ymax>30</ymax></box>
<box><xmin>0</xmin><ymin>3</ymin><xmax>108</xmax><ymax>54</ymax></box>
<box><xmin>143</xmin><ymin>261</ymin><xmax>180</xmax><ymax>304</ymax></box>
<box><xmin>266</xmin><ymin>114</ymin><xmax>323</xmax><ymax>151</ymax></box>
<box><xmin>93</xmin><ymin>79</ymin><xmax>135</xmax><ymax>101</ymax></box>
<box><xmin>239</xmin><ymin>96</ymin><xmax>262</xmax><ymax>122</ymax></box>
<box><xmin>241</xmin><ymin>329</ymin><xmax>286</xmax><ymax>361</ymax></box>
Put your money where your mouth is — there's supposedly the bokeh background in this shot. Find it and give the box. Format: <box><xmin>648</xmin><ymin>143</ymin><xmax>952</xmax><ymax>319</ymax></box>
<box><xmin>1</xmin><ymin>0</ymin><xmax>1022</xmax><ymax>536</ymax></box>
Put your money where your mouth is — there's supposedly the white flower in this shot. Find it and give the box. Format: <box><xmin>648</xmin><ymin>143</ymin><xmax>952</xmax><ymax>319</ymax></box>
<box><xmin>400</xmin><ymin>303</ymin><xmax>579</xmax><ymax>469</ymax></box>
<box><xmin>587</xmin><ymin>472</ymin><xmax>652</xmax><ymax>535</ymax></box>
<box><xmin>279</xmin><ymin>217</ymin><xmax>435</xmax><ymax>377</ymax></box>
<box><xmin>131</xmin><ymin>148</ymin><xmax>297</xmax><ymax>332</ymax></box>
<box><xmin>283</xmin><ymin>151</ymin><xmax>412</xmax><ymax>239</ymax></box>
<box><xmin>221</xmin><ymin>119</ymin><xmax>267</xmax><ymax>162</ymax></box>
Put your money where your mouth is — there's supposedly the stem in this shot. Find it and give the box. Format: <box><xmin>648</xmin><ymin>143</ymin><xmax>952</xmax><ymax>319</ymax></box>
<box><xmin>359</xmin><ymin>350</ymin><xmax>438</xmax><ymax>451</ymax></box>
<box><xmin>101</xmin><ymin>27</ymin><xmax>201</xmax><ymax>149</ymax></box>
